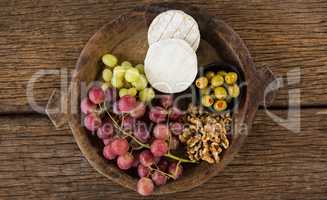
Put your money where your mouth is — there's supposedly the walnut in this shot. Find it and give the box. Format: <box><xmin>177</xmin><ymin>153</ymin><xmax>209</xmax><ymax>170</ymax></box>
<box><xmin>183</xmin><ymin>104</ymin><xmax>232</xmax><ymax>164</ymax></box>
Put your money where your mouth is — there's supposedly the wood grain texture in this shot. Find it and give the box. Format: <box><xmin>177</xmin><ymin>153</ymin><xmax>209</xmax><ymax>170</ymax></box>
<box><xmin>0</xmin><ymin>0</ymin><xmax>327</xmax><ymax>113</ymax></box>
<box><xmin>0</xmin><ymin>109</ymin><xmax>326</xmax><ymax>199</ymax></box>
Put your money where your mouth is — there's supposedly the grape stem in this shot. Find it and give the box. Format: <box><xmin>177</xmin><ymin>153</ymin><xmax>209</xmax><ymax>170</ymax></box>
<box><xmin>165</xmin><ymin>154</ymin><xmax>196</xmax><ymax>164</ymax></box>
<box><xmin>101</xmin><ymin>103</ymin><xmax>197</xmax><ymax>164</ymax></box>
<box><xmin>101</xmin><ymin>105</ymin><xmax>150</xmax><ymax>149</ymax></box>
<box><xmin>149</xmin><ymin>166</ymin><xmax>175</xmax><ymax>179</ymax></box>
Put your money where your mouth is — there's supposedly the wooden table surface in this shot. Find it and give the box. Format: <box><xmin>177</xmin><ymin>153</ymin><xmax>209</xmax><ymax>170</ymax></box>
<box><xmin>0</xmin><ymin>0</ymin><xmax>326</xmax><ymax>199</ymax></box>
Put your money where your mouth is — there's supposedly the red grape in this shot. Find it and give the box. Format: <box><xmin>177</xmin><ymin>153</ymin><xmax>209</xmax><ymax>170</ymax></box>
<box><xmin>137</xmin><ymin>164</ymin><xmax>150</xmax><ymax>178</ymax></box>
<box><xmin>169</xmin><ymin>136</ymin><xmax>180</xmax><ymax>150</ymax></box>
<box><xmin>97</xmin><ymin>122</ymin><xmax>114</xmax><ymax>139</ymax></box>
<box><xmin>122</xmin><ymin>116</ymin><xmax>135</xmax><ymax>131</ymax></box>
<box><xmin>151</xmin><ymin>171</ymin><xmax>167</xmax><ymax>186</ymax></box>
<box><xmin>133</xmin><ymin>122</ymin><xmax>150</xmax><ymax>143</ymax></box>
<box><xmin>103</xmin><ymin>145</ymin><xmax>117</xmax><ymax>160</ymax></box>
<box><xmin>84</xmin><ymin>113</ymin><xmax>102</xmax><ymax>132</ymax></box>
<box><xmin>88</xmin><ymin>86</ymin><xmax>105</xmax><ymax>104</ymax></box>
<box><xmin>150</xmin><ymin>139</ymin><xmax>168</xmax><ymax>157</ymax></box>
<box><xmin>157</xmin><ymin>159</ymin><xmax>169</xmax><ymax>172</ymax></box>
<box><xmin>80</xmin><ymin>98</ymin><xmax>96</xmax><ymax>114</ymax></box>
<box><xmin>137</xmin><ymin>177</ymin><xmax>154</xmax><ymax>196</ymax></box>
<box><xmin>149</xmin><ymin>106</ymin><xmax>167</xmax><ymax>123</ymax></box>
<box><xmin>117</xmin><ymin>153</ymin><xmax>134</xmax><ymax>170</ymax></box>
<box><xmin>130</xmin><ymin>102</ymin><xmax>146</xmax><ymax>119</ymax></box>
<box><xmin>170</xmin><ymin>122</ymin><xmax>183</xmax><ymax>135</ymax></box>
<box><xmin>153</xmin><ymin>124</ymin><xmax>170</xmax><ymax>140</ymax></box>
<box><xmin>168</xmin><ymin>106</ymin><xmax>183</xmax><ymax>121</ymax></box>
<box><xmin>118</xmin><ymin>95</ymin><xmax>137</xmax><ymax>113</ymax></box>
<box><xmin>159</xmin><ymin>95</ymin><xmax>173</xmax><ymax>109</ymax></box>
<box><xmin>168</xmin><ymin>162</ymin><xmax>183</xmax><ymax>180</ymax></box>
<box><xmin>139</xmin><ymin>150</ymin><xmax>155</xmax><ymax>167</ymax></box>
<box><xmin>111</xmin><ymin>138</ymin><xmax>129</xmax><ymax>156</ymax></box>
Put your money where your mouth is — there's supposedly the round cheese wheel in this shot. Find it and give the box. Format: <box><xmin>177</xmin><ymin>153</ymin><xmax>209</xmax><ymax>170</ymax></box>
<box><xmin>145</xmin><ymin>39</ymin><xmax>198</xmax><ymax>93</ymax></box>
<box><xmin>148</xmin><ymin>10</ymin><xmax>201</xmax><ymax>51</ymax></box>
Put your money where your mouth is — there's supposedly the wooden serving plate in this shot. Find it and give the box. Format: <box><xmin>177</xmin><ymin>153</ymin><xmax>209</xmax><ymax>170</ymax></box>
<box><xmin>46</xmin><ymin>2</ymin><xmax>276</xmax><ymax>195</ymax></box>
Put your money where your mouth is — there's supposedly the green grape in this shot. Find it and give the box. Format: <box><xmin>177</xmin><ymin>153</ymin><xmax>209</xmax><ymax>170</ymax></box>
<box><xmin>139</xmin><ymin>88</ymin><xmax>155</xmax><ymax>102</ymax></box>
<box><xmin>128</xmin><ymin>88</ymin><xmax>137</xmax><ymax>97</ymax></box>
<box><xmin>119</xmin><ymin>88</ymin><xmax>129</xmax><ymax>97</ymax></box>
<box><xmin>121</xmin><ymin>61</ymin><xmax>132</xmax><ymax>67</ymax></box>
<box><xmin>214</xmin><ymin>87</ymin><xmax>228</xmax><ymax>99</ymax></box>
<box><xmin>111</xmin><ymin>76</ymin><xmax>124</xmax><ymax>88</ymax></box>
<box><xmin>125</xmin><ymin>68</ymin><xmax>140</xmax><ymax>83</ymax></box>
<box><xmin>121</xmin><ymin>65</ymin><xmax>132</xmax><ymax>71</ymax></box>
<box><xmin>211</xmin><ymin>75</ymin><xmax>224</xmax><ymax>87</ymax></box>
<box><xmin>101</xmin><ymin>82</ymin><xmax>111</xmax><ymax>91</ymax></box>
<box><xmin>225</xmin><ymin>72</ymin><xmax>238</xmax><ymax>85</ymax></box>
<box><xmin>102</xmin><ymin>68</ymin><xmax>112</xmax><ymax>82</ymax></box>
<box><xmin>135</xmin><ymin>64</ymin><xmax>145</xmax><ymax>74</ymax></box>
<box><xmin>102</xmin><ymin>54</ymin><xmax>118</xmax><ymax>68</ymax></box>
<box><xmin>132</xmin><ymin>75</ymin><xmax>148</xmax><ymax>90</ymax></box>
<box><xmin>113</xmin><ymin>66</ymin><xmax>126</xmax><ymax>79</ymax></box>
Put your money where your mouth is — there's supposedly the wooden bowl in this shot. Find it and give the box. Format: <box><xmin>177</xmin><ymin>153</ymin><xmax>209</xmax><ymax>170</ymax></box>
<box><xmin>46</xmin><ymin>2</ymin><xmax>276</xmax><ymax>195</ymax></box>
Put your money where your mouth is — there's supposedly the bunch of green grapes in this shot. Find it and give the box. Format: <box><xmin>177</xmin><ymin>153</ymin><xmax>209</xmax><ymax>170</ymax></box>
<box><xmin>195</xmin><ymin>70</ymin><xmax>240</xmax><ymax>112</ymax></box>
<box><xmin>101</xmin><ymin>53</ymin><xmax>155</xmax><ymax>103</ymax></box>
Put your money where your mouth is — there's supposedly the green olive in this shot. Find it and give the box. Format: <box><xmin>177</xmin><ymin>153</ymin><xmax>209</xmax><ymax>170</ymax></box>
<box><xmin>214</xmin><ymin>87</ymin><xmax>228</xmax><ymax>99</ymax></box>
<box><xmin>217</xmin><ymin>70</ymin><xmax>227</xmax><ymax>77</ymax></box>
<box><xmin>211</xmin><ymin>75</ymin><xmax>224</xmax><ymax>87</ymax></box>
<box><xmin>205</xmin><ymin>71</ymin><xmax>215</xmax><ymax>80</ymax></box>
<box><xmin>225</xmin><ymin>72</ymin><xmax>238</xmax><ymax>85</ymax></box>
<box><xmin>200</xmin><ymin>87</ymin><xmax>211</xmax><ymax>95</ymax></box>
<box><xmin>228</xmin><ymin>84</ymin><xmax>240</xmax><ymax>98</ymax></box>
<box><xmin>195</xmin><ymin>76</ymin><xmax>209</xmax><ymax>89</ymax></box>
<box><xmin>214</xmin><ymin>100</ymin><xmax>227</xmax><ymax>111</ymax></box>
<box><xmin>201</xmin><ymin>95</ymin><xmax>214</xmax><ymax>107</ymax></box>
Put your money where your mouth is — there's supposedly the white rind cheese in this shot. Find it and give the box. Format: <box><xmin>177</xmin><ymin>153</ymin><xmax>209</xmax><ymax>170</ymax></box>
<box><xmin>148</xmin><ymin>10</ymin><xmax>201</xmax><ymax>51</ymax></box>
<box><xmin>145</xmin><ymin>39</ymin><xmax>198</xmax><ymax>93</ymax></box>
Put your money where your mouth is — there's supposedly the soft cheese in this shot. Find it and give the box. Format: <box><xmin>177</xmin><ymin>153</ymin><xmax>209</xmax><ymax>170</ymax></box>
<box><xmin>144</xmin><ymin>39</ymin><xmax>198</xmax><ymax>93</ymax></box>
<box><xmin>148</xmin><ymin>10</ymin><xmax>200</xmax><ymax>51</ymax></box>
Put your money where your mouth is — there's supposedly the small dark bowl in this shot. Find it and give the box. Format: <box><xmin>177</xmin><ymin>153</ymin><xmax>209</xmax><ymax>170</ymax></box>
<box><xmin>195</xmin><ymin>62</ymin><xmax>247</xmax><ymax>114</ymax></box>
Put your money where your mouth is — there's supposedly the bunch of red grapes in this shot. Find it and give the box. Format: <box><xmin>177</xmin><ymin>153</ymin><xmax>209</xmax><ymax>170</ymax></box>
<box><xmin>81</xmin><ymin>85</ymin><xmax>186</xmax><ymax>196</ymax></box>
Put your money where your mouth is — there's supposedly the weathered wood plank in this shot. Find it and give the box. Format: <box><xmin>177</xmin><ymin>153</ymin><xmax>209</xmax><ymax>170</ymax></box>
<box><xmin>0</xmin><ymin>109</ymin><xmax>326</xmax><ymax>199</ymax></box>
<box><xmin>0</xmin><ymin>0</ymin><xmax>327</xmax><ymax>113</ymax></box>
